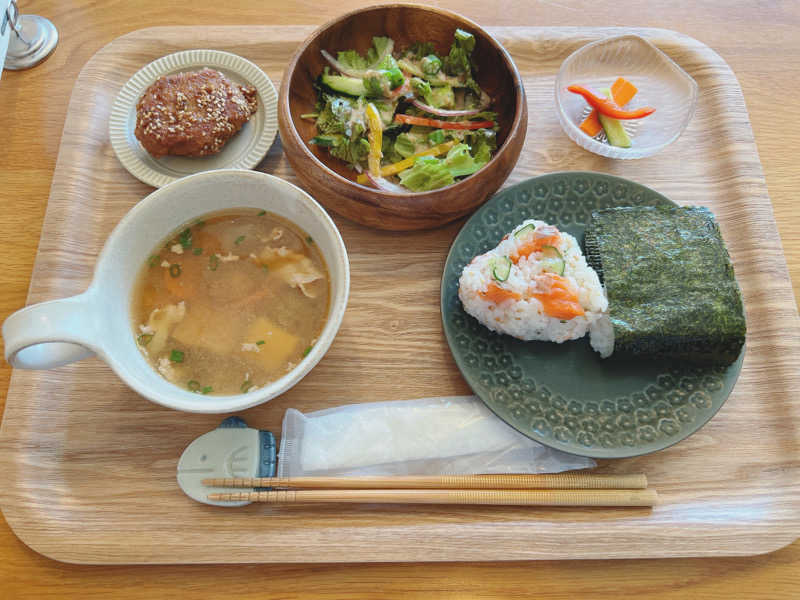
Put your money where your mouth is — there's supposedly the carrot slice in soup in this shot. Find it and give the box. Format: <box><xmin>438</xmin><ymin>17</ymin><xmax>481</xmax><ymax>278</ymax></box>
<box><xmin>162</xmin><ymin>255</ymin><xmax>204</xmax><ymax>300</ymax></box>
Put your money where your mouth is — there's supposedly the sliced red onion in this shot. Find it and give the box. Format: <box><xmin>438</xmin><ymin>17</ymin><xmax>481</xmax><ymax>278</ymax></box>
<box><xmin>410</xmin><ymin>98</ymin><xmax>483</xmax><ymax>117</ymax></box>
<box><xmin>366</xmin><ymin>172</ymin><xmax>406</xmax><ymax>193</ymax></box>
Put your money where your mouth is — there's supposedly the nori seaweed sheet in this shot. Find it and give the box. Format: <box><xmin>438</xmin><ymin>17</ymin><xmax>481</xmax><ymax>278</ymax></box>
<box><xmin>584</xmin><ymin>205</ymin><xmax>746</xmax><ymax>366</ymax></box>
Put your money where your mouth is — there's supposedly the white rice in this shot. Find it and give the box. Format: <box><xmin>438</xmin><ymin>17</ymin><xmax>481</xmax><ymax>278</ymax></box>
<box><xmin>458</xmin><ymin>219</ymin><xmax>612</xmax><ymax>351</ymax></box>
<box><xmin>589</xmin><ymin>314</ymin><xmax>614</xmax><ymax>358</ymax></box>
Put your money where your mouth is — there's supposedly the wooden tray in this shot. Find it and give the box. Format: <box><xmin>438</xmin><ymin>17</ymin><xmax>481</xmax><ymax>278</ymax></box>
<box><xmin>1</xmin><ymin>25</ymin><xmax>799</xmax><ymax>564</ymax></box>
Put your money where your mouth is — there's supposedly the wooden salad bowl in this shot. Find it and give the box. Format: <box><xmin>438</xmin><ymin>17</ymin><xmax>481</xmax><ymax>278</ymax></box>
<box><xmin>278</xmin><ymin>3</ymin><xmax>528</xmax><ymax>230</ymax></box>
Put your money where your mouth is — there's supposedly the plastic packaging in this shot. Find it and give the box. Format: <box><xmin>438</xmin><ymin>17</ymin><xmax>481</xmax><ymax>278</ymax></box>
<box><xmin>278</xmin><ymin>396</ymin><xmax>595</xmax><ymax>477</ymax></box>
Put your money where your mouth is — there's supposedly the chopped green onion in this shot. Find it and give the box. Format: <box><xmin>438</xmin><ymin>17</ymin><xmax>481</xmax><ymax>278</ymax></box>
<box><xmin>256</xmin><ymin>340</ymin><xmax>265</xmax><ymax>345</ymax></box>
<box><xmin>148</xmin><ymin>255</ymin><xmax>159</xmax><ymax>268</ymax></box>
<box><xmin>235</xmin><ymin>235</ymin><xmax>245</xmax><ymax>245</ymax></box>
<box><xmin>257</xmin><ymin>210</ymin><xmax>266</xmax><ymax>216</ymax></box>
<box><xmin>302</xmin><ymin>345</ymin><xmax>313</xmax><ymax>357</ymax></box>
<box><xmin>193</xmin><ymin>219</ymin><xmax>206</xmax><ymax>228</ymax></box>
<box><xmin>178</xmin><ymin>228</ymin><xmax>192</xmax><ymax>249</ymax></box>
<box><xmin>169</xmin><ymin>264</ymin><xmax>182</xmax><ymax>278</ymax></box>
<box><xmin>192</xmin><ymin>247</ymin><xmax>203</xmax><ymax>255</ymax></box>
<box><xmin>209</xmin><ymin>255</ymin><xmax>219</xmax><ymax>271</ymax></box>
<box><xmin>187</xmin><ymin>380</ymin><xmax>201</xmax><ymax>392</ymax></box>
<box><xmin>306</xmin><ymin>236</ymin><xmax>314</xmax><ymax>244</ymax></box>
<box><xmin>137</xmin><ymin>333</ymin><xmax>153</xmax><ymax>346</ymax></box>
<box><xmin>262</xmin><ymin>265</ymin><xmax>269</xmax><ymax>273</ymax></box>
<box><xmin>300</xmin><ymin>112</ymin><xmax>319</xmax><ymax>119</ymax></box>
<box><xmin>201</xmin><ymin>386</ymin><xmax>212</xmax><ymax>395</ymax></box>
<box><xmin>169</xmin><ymin>349</ymin><xmax>184</xmax><ymax>363</ymax></box>
<box><xmin>240</xmin><ymin>379</ymin><xmax>253</xmax><ymax>393</ymax></box>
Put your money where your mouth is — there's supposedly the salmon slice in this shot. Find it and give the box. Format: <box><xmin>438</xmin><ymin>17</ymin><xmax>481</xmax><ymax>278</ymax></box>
<box><xmin>529</xmin><ymin>273</ymin><xmax>585</xmax><ymax>319</ymax></box>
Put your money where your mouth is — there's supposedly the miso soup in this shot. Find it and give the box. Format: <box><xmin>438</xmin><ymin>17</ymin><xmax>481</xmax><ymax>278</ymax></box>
<box><xmin>132</xmin><ymin>209</ymin><xmax>329</xmax><ymax>395</ymax></box>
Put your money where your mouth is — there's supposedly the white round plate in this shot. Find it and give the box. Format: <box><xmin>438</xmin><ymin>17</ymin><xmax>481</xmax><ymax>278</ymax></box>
<box><xmin>109</xmin><ymin>49</ymin><xmax>278</xmax><ymax>188</ymax></box>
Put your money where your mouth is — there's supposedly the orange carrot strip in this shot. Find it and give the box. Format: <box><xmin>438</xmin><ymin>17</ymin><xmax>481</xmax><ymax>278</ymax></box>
<box><xmin>611</xmin><ymin>77</ymin><xmax>638</xmax><ymax>105</ymax></box>
<box><xmin>579</xmin><ymin>111</ymin><xmax>603</xmax><ymax>137</ymax></box>
<box><xmin>578</xmin><ymin>77</ymin><xmax>638</xmax><ymax>136</ymax></box>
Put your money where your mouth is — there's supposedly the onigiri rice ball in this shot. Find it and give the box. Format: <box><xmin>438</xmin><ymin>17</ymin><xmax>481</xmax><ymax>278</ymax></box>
<box><xmin>458</xmin><ymin>219</ymin><xmax>611</xmax><ymax>353</ymax></box>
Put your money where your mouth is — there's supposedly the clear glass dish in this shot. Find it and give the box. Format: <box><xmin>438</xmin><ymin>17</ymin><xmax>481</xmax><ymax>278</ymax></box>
<box><xmin>555</xmin><ymin>34</ymin><xmax>698</xmax><ymax>159</ymax></box>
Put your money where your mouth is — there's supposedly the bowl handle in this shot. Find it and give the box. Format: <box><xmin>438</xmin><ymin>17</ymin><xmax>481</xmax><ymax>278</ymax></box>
<box><xmin>2</xmin><ymin>291</ymin><xmax>102</xmax><ymax>369</ymax></box>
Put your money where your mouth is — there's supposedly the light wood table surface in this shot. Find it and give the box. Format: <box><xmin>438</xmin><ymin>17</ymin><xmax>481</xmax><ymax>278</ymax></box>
<box><xmin>1</xmin><ymin>1</ymin><xmax>798</xmax><ymax>597</ymax></box>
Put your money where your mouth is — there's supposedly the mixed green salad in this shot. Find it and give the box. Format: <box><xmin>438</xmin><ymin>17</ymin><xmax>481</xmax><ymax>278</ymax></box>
<box><xmin>304</xmin><ymin>29</ymin><xmax>499</xmax><ymax>192</ymax></box>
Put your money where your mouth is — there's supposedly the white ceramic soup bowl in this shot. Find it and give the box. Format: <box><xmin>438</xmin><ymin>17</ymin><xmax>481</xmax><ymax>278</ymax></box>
<box><xmin>2</xmin><ymin>170</ymin><xmax>350</xmax><ymax>413</ymax></box>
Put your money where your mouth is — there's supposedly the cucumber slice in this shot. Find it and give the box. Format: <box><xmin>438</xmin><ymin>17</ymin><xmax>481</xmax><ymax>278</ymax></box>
<box><xmin>599</xmin><ymin>113</ymin><xmax>632</xmax><ymax>148</ymax></box>
<box><xmin>599</xmin><ymin>87</ymin><xmax>632</xmax><ymax>148</ymax></box>
<box><xmin>514</xmin><ymin>224</ymin><xmax>536</xmax><ymax>239</ymax></box>
<box><xmin>321</xmin><ymin>73</ymin><xmax>367</xmax><ymax>97</ymax></box>
<box><xmin>309</xmin><ymin>135</ymin><xmax>342</xmax><ymax>147</ymax></box>
<box><xmin>540</xmin><ymin>245</ymin><xmax>565</xmax><ymax>276</ymax></box>
<box><xmin>491</xmin><ymin>256</ymin><xmax>512</xmax><ymax>281</ymax></box>
<box><xmin>397</xmin><ymin>58</ymin><xmax>424</xmax><ymax>77</ymax></box>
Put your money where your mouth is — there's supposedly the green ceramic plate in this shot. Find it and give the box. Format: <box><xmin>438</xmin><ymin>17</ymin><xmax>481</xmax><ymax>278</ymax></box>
<box><xmin>441</xmin><ymin>172</ymin><xmax>744</xmax><ymax>458</ymax></box>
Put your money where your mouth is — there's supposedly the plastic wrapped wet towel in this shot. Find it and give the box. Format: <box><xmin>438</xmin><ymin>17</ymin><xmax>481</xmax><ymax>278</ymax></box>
<box><xmin>277</xmin><ymin>396</ymin><xmax>595</xmax><ymax>477</ymax></box>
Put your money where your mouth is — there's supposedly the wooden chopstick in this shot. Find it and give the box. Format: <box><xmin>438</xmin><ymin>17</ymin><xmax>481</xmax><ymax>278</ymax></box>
<box><xmin>202</xmin><ymin>473</ymin><xmax>648</xmax><ymax>490</ymax></box>
<box><xmin>207</xmin><ymin>488</ymin><xmax>658</xmax><ymax>507</ymax></box>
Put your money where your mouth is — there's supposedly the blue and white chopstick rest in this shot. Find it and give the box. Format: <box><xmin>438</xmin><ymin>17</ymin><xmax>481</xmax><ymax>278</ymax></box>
<box><xmin>177</xmin><ymin>416</ymin><xmax>275</xmax><ymax>507</ymax></box>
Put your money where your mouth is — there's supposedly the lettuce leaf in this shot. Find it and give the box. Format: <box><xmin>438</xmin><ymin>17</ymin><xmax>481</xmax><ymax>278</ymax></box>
<box><xmin>409</xmin><ymin>78</ymin><xmax>454</xmax><ymax>108</ymax></box>
<box><xmin>337</xmin><ymin>37</ymin><xmax>395</xmax><ymax>72</ymax></box>
<box><xmin>444</xmin><ymin>143</ymin><xmax>486</xmax><ymax>177</ymax></box>
<box><xmin>315</xmin><ymin>95</ymin><xmax>348</xmax><ymax>135</ymax></box>
<box><xmin>329</xmin><ymin>137</ymin><xmax>370</xmax><ymax>166</ymax></box>
<box><xmin>394</xmin><ymin>133</ymin><xmax>418</xmax><ymax>158</ymax></box>
<box><xmin>468</xmin><ymin>131</ymin><xmax>497</xmax><ymax>164</ymax></box>
<box><xmin>428</xmin><ymin>129</ymin><xmax>447</xmax><ymax>145</ymax></box>
<box><xmin>466</xmin><ymin>110</ymin><xmax>498</xmax><ymax>123</ymax></box>
<box><xmin>336</xmin><ymin>49</ymin><xmax>368</xmax><ymax>71</ymax></box>
<box><xmin>443</xmin><ymin>29</ymin><xmax>476</xmax><ymax>76</ymax></box>
<box><xmin>398</xmin><ymin>156</ymin><xmax>455</xmax><ymax>191</ymax></box>
<box><xmin>410</xmin><ymin>77</ymin><xmax>432</xmax><ymax>102</ymax></box>
<box><xmin>366</xmin><ymin>37</ymin><xmax>394</xmax><ymax>67</ymax></box>
<box><xmin>362</xmin><ymin>75</ymin><xmax>386</xmax><ymax>98</ymax></box>
<box><xmin>382</xmin><ymin>134</ymin><xmax>404</xmax><ymax>164</ymax></box>
<box><xmin>397</xmin><ymin>138</ymin><xmax>493</xmax><ymax>190</ymax></box>
<box><xmin>405</xmin><ymin>41</ymin><xmax>437</xmax><ymax>60</ymax></box>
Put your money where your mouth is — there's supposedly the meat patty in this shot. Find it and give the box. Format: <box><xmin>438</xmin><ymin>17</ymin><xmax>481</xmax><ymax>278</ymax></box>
<box><xmin>135</xmin><ymin>68</ymin><xmax>258</xmax><ymax>158</ymax></box>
